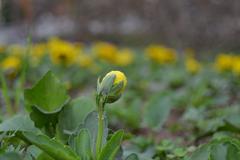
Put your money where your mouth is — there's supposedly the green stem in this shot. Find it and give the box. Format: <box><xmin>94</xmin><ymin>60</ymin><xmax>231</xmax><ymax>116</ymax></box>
<box><xmin>14</xmin><ymin>42</ymin><xmax>28</xmax><ymax>112</ymax></box>
<box><xmin>14</xmin><ymin>79</ymin><xmax>22</xmax><ymax>112</ymax></box>
<box><xmin>0</xmin><ymin>73</ymin><xmax>13</xmax><ymax>116</ymax></box>
<box><xmin>96</xmin><ymin>100</ymin><xmax>104</xmax><ymax>159</ymax></box>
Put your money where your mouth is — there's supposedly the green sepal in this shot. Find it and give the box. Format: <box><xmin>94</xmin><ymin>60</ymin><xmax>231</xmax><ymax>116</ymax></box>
<box><xmin>97</xmin><ymin>74</ymin><xmax>115</xmax><ymax>96</ymax></box>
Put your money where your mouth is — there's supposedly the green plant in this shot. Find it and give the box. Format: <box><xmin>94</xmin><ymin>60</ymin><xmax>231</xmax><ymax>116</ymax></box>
<box><xmin>0</xmin><ymin>70</ymin><xmax>139</xmax><ymax>160</ymax></box>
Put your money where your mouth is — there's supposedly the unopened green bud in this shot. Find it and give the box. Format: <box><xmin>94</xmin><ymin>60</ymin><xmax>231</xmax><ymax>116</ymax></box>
<box><xmin>97</xmin><ymin>71</ymin><xmax>127</xmax><ymax>104</ymax></box>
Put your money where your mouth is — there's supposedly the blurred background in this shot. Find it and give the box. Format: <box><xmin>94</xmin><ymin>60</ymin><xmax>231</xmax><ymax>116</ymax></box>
<box><xmin>0</xmin><ymin>0</ymin><xmax>240</xmax><ymax>52</ymax></box>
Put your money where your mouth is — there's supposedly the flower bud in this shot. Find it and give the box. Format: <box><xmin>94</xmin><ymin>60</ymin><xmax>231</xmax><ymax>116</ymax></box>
<box><xmin>97</xmin><ymin>71</ymin><xmax>127</xmax><ymax>103</ymax></box>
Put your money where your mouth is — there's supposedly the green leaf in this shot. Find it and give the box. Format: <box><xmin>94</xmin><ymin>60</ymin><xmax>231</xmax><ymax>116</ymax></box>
<box><xmin>125</xmin><ymin>153</ymin><xmax>139</xmax><ymax>160</ymax></box>
<box><xmin>37</xmin><ymin>152</ymin><xmax>54</xmax><ymax>160</ymax></box>
<box><xmin>189</xmin><ymin>144</ymin><xmax>211</xmax><ymax>160</ymax></box>
<box><xmin>107</xmin><ymin>98</ymin><xmax>142</xmax><ymax>129</ymax></box>
<box><xmin>69</xmin><ymin>129</ymin><xmax>92</xmax><ymax>160</ymax></box>
<box><xmin>209</xmin><ymin>141</ymin><xmax>240</xmax><ymax>160</ymax></box>
<box><xmin>22</xmin><ymin>132</ymin><xmax>80</xmax><ymax>160</ymax></box>
<box><xmin>143</xmin><ymin>93</ymin><xmax>172</xmax><ymax>130</ymax></box>
<box><xmin>173</xmin><ymin>148</ymin><xmax>187</xmax><ymax>157</ymax></box>
<box><xmin>0</xmin><ymin>115</ymin><xmax>39</xmax><ymax>133</ymax></box>
<box><xmin>115</xmin><ymin>146</ymin><xmax>123</xmax><ymax>160</ymax></box>
<box><xmin>226</xmin><ymin>143</ymin><xmax>240</xmax><ymax>160</ymax></box>
<box><xmin>26</xmin><ymin>145</ymin><xmax>42</xmax><ymax>159</ymax></box>
<box><xmin>210</xmin><ymin>143</ymin><xmax>227</xmax><ymax>160</ymax></box>
<box><xmin>98</xmin><ymin>130</ymin><xmax>124</xmax><ymax>160</ymax></box>
<box><xmin>80</xmin><ymin>111</ymin><xmax>108</xmax><ymax>155</ymax></box>
<box><xmin>189</xmin><ymin>138</ymin><xmax>240</xmax><ymax>160</ymax></box>
<box><xmin>24</xmin><ymin>71</ymin><xmax>70</xmax><ymax>114</ymax></box>
<box><xmin>58</xmin><ymin>97</ymin><xmax>95</xmax><ymax>140</ymax></box>
<box><xmin>0</xmin><ymin>152</ymin><xmax>22</xmax><ymax>160</ymax></box>
<box><xmin>30</xmin><ymin>107</ymin><xmax>59</xmax><ymax>129</ymax></box>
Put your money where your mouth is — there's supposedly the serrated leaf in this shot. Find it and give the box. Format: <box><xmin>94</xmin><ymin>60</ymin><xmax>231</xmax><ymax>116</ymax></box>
<box><xmin>98</xmin><ymin>130</ymin><xmax>124</xmax><ymax>160</ymax></box>
<box><xmin>24</xmin><ymin>71</ymin><xmax>70</xmax><ymax>114</ymax></box>
<box><xmin>22</xmin><ymin>132</ymin><xmax>80</xmax><ymax>160</ymax></box>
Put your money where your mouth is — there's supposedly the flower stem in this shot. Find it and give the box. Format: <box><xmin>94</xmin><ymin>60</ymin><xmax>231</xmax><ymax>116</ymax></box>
<box><xmin>96</xmin><ymin>99</ymin><xmax>104</xmax><ymax>159</ymax></box>
<box><xmin>0</xmin><ymin>73</ymin><xmax>13</xmax><ymax>116</ymax></box>
<box><xmin>15</xmin><ymin>43</ymin><xmax>28</xmax><ymax>112</ymax></box>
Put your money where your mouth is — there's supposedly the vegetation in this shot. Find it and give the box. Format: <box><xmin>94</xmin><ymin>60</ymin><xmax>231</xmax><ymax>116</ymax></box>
<box><xmin>0</xmin><ymin>38</ymin><xmax>240</xmax><ymax>160</ymax></box>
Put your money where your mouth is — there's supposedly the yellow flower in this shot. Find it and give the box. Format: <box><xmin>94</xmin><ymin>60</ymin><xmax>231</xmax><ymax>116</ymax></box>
<box><xmin>74</xmin><ymin>42</ymin><xmax>84</xmax><ymax>50</ymax></box>
<box><xmin>114</xmin><ymin>48</ymin><xmax>134</xmax><ymax>66</ymax></box>
<box><xmin>145</xmin><ymin>44</ymin><xmax>177</xmax><ymax>64</ymax></box>
<box><xmin>92</xmin><ymin>42</ymin><xmax>118</xmax><ymax>62</ymax></box>
<box><xmin>1</xmin><ymin>56</ymin><xmax>21</xmax><ymax>72</ymax></box>
<box><xmin>0</xmin><ymin>45</ymin><xmax>6</xmax><ymax>53</ymax></box>
<box><xmin>232</xmin><ymin>57</ymin><xmax>240</xmax><ymax>76</ymax></box>
<box><xmin>78</xmin><ymin>54</ymin><xmax>93</xmax><ymax>68</ymax></box>
<box><xmin>214</xmin><ymin>54</ymin><xmax>233</xmax><ymax>72</ymax></box>
<box><xmin>8</xmin><ymin>45</ymin><xmax>26</xmax><ymax>57</ymax></box>
<box><xmin>30</xmin><ymin>43</ymin><xmax>47</xmax><ymax>65</ymax></box>
<box><xmin>104</xmin><ymin>71</ymin><xmax>127</xmax><ymax>91</ymax></box>
<box><xmin>48</xmin><ymin>37</ymin><xmax>78</xmax><ymax>66</ymax></box>
<box><xmin>185</xmin><ymin>57</ymin><xmax>201</xmax><ymax>74</ymax></box>
<box><xmin>32</xmin><ymin>43</ymin><xmax>47</xmax><ymax>58</ymax></box>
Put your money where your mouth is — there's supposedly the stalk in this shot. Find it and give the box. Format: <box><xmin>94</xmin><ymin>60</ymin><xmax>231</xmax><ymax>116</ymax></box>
<box><xmin>96</xmin><ymin>97</ymin><xmax>104</xmax><ymax>159</ymax></box>
<box><xmin>14</xmin><ymin>36</ymin><xmax>29</xmax><ymax>111</ymax></box>
<box><xmin>0</xmin><ymin>73</ymin><xmax>13</xmax><ymax>116</ymax></box>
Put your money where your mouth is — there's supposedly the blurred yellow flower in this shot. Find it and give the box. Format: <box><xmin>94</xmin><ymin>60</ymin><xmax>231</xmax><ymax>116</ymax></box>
<box><xmin>114</xmin><ymin>48</ymin><xmax>134</xmax><ymax>66</ymax></box>
<box><xmin>0</xmin><ymin>45</ymin><xmax>6</xmax><ymax>53</ymax></box>
<box><xmin>78</xmin><ymin>54</ymin><xmax>93</xmax><ymax>68</ymax></box>
<box><xmin>74</xmin><ymin>42</ymin><xmax>84</xmax><ymax>50</ymax></box>
<box><xmin>30</xmin><ymin>43</ymin><xmax>47</xmax><ymax>65</ymax></box>
<box><xmin>232</xmin><ymin>56</ymin><xmax>240</xmax><ymax>76</ymax></box>
<box><xmin>1</xmin><ymin>56</ymin><xmax>21</xmax><ymax>73</ymax></box>
<box><xmin>48</xmin><ymin>37</ymin><xmax>78</xmax><ymax>66</ymax></box>
<box><xmin>185</xmin><ymin>57</ymin><xmax>201</xmax><ymax>74</ymax></box>
<box><xmin>214</xmin><ymin>54</ymin><xmax>233</xmax><ymax>72</ymax></box>
<box><xmin>145</xmin><ymin>45</ymin><xmax>177</xmax><ymax>64</ymax></box>
<box><xmin>92</xmin><ymin>42</ymin><xmax>118</xmax><ymax>62</ymax></box>
<box><xmin>8</xmin><ymin>45</ymin><xmax>26</xmax><ymax>57</ymax></box>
